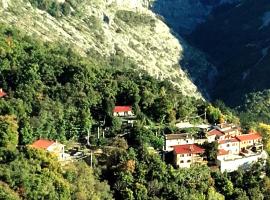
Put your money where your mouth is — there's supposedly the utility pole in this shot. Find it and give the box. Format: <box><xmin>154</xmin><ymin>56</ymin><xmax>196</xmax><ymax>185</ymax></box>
<box><xmin>90</xmin><ymin>151</ymin><xmax>93</xmax><ymax>168</ymax></box>
<box><xmin>204</xmin><ymin>108</ymin><xmax>207</xmax><ymax>123</ymax></box>
<box><xmin>86</xmin><ymin>126</ymin><xmax>90</xmax><ymax>146</ymax></box>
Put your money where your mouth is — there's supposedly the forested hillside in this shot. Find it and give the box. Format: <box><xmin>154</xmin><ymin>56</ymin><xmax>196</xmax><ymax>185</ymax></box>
<box><xmin>1</xmin><ymin>23</ymin><xmax>270</xmax><ymax>200</ymax></box>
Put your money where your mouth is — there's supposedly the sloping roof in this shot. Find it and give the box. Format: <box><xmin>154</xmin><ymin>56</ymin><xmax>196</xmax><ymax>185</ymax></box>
<box><xmin>31</xmin><ymin>139</ymin><xmax>55</xmax><ymax>149</ymax></box>
<box><xmin>0</xmin><ymin>89</ymin><xmax>7</xmax><ymax>98</ymax></box>
<box><xmin>173</xmin><ymin>144</ymin><xmax>204</xmax><ymax>154</ymax></box>
<box><xmin>222</xmin><ymin>127</ymin><xmax>238</xmax><ymax>133</ymax></box>
<box><xmin>113</xmin><ymin>106</ymin><xmax>132</xmax><ymax>112</ymax></box>
<box><xmin>218</xmin><ymin>149</ymin><xmax>229</xmax><ymax>156</ymax></box>
<box><xmin>207</xmin><ymin>129</ymin><xmax>224</xmax><ymax>136</ymax></box>
<box><xmin>165</xmin><ymin>133</ymin><xmax>192</xmax><ymax>140</ymax></box>
<box><xmin>236</xmin><ymin>133</ymin><xmax>262</xmax><ymax>141</ymax></box>
<box><xmin>218</xmin><ymin>138</ymin><xmax>239</xmax><ymax>144</ymax></box>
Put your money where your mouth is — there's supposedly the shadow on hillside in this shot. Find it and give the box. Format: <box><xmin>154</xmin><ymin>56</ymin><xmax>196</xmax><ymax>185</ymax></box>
<box><xmin>150</xmin><ymin>1</ymin><xmax>218</xmax><ymax>100</ymax></box>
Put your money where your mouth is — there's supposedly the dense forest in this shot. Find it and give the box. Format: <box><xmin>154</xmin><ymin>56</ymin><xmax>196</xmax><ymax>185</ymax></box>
<box><xmin>1</xmin><ymin>24</ymin><xmax>270</xmax><ymax>199</ymax></box>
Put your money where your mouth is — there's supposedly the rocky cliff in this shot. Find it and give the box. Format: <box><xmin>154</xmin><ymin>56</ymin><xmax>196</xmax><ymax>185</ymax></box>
<box><xmin>189</xmin><ymin>0</ymin><xmax>270</xmax><ymax>106</ymax></box>
<box><xmin>152</xmin><ymin>0</ymin><xmax>239</xmax><ymax>34</ymax></box>
<box><xmin>0</xmin><ymin>0</ymin><xmax>214</xmax><ymax>98</ymax></box>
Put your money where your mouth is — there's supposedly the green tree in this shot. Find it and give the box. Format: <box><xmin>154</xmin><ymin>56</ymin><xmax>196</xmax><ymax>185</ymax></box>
<box><xmin>0</xmin><ymin>115</ymin><xmax>18</xmax><ymax>150</ymax></box>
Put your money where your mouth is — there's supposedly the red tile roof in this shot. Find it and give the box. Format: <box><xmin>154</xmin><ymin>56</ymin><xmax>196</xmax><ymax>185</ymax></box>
<box><xmin>218</xmin><ymin>138</ymin><xmax>239</xmax><ymax>144</ymax></box>
<box><xmin>113</xmin><ymin>106</ymin><xmax>132</xmax><ymax>113</ymax></box>
<box><xmin>236</xmin><ymin>133</ymin><xmax>262</xmax><ymax>141</ymax></box>
<box><xmin>207</xmin><ymin>129</ymin><xmax>224</xmax><ymax>136</ymax></box>
<box><xmin>173</xmin><ymin>144</ymin><xmax>204</xmax><ymax>155</ymax></box>
<box><xmin>218</xmin><ymin>149</ymin><xmax>229</xmax><ymax>156</ymax></box>
<box><xmin>31</xmin><ymin>139</ymin><xmax>55</xmax><ymax>149</ymax></box>
<box><xmin>0</xmin><ymin>88</ymin><xmax>6</xmax><ymax>98</ymax></box>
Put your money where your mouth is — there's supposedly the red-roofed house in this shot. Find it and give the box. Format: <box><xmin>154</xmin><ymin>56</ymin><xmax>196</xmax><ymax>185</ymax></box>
<box><xmin>206</xmin><ymin>129</ymin><xmax>225</xmax><ymax>142</ymax></box>
<box><xmin>0</xmin><ymin>88</ymin><xmax>7</xmax><ymax>98</ymax></box>
<box><xmin>215</xmin><ymin>123</ymin><xmax>241</xmax><ymax>138</ymax></box>
<box><xmin>31</xmin><ymin>139</ymin><xmax>65</xmax><ymax>161</ymax></box>
<box><xmin>173</xmin><ymin>144</ymin><xmax>205</xmax><ymax>168</ymax></box>
<box><xmin>236</xmin><ymin>133</ymin><xmax>262</xmax><ymax>151</ymax></box>
<box><xmin>113</xmin><ymin>106</ymin><xmax>134</xmax><ymax>117</ymax></box>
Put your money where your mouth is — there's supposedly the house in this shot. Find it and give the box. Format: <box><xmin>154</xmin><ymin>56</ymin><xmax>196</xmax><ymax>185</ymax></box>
<box><xmin>206</xmin><ymin>129</ymin><xmax>225</xmax><ymax>142</ymax></box>
<box><xmin>113</xmin><ymin>106</ymin><xmax>134</xmax><ymax>117</ymax></box>
<box><xmin>0</xmin><ymin>88</ymin><xmax>6</xmax><ymax>98</ymax></box>
<box><xmin>214</xmin><ymin>123</ymin><xmax>241</xmax><ymax>138</ymax></box>
<box><xmin>173</xmin><ymin>144</ymin><xmax>205</xmax><ymax>168</ymax></box>
<box><xmin>236</xmin><ymin>133</ymin><xmax>263</xmax><ymax>151</ymax></box>
<box><xmin>164</xmin><ymin>133</ymin><xmax>195</xmax><ymax>151</ymax></box>
<box><xmin>31</xmin><ymin>139</ymin><xmax>65</xmax><ymax>161</ymax></box>
<box><xmin>218</xmin><ymin>138</ymin><xmax>240</xmax><ymax>155</ymax></box>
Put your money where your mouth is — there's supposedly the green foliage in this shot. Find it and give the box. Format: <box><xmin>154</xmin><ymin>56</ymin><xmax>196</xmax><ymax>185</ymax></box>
<box><xmin>239</xmin><ymin>90</ymin><xmax>270</xmax><ymax>126</ymax></box>
<box><xmin>0</xmin><ymin>115</ymin><xmax>18</xmax><ymax>150</ymax></box>
<box><xmin>203</xmin><ymin>141</ymin><xmax>218</xmax><ymax>161</ymax></box>
<box><xmin>0</xmin><ymin>147</ymin><xmax>112</xmax><ymax>199</ymax></box>
<box><xmin>29</xmin><ymin>0</ymin><xmax>72</xmax><ymax>17</ymax></box>
<box><xmin>115</xmin><ymin>10</ymin><xmax>156</xmax><ymax>27</ymax></box>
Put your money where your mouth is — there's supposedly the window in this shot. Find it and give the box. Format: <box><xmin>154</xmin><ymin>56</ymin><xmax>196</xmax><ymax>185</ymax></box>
<box><xmin>227</xmin><ymin>144</ymin><xmax>230</xmax><ymax>147</ymax></box>
<box><xmin>187</xmin><ymin>154</ymin><xmax>192</xmax><ymax>156</ymax></box>
<box><xmin>180</xmin><ymin>160</ymin><xmax>184</xmax><ymax>163</ymax></box>
<box><xmin>187</xmin><ymin>160</ymin><xmax>191</xmax><ymax>163</ymax></box>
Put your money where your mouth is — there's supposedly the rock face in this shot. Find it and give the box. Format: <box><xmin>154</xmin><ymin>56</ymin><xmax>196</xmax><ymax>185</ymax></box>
<box><xmin>0</xmin><ymin>0</ymin><xmax>210</xmax><ymax>98</ymax></box>
<box><xmin>152</xmin><ymin>0</ymin><xmax>238</xmax><ymax>34</ymax></box>
<box><xmin>188</xmin><ymin>0</ymin><xmax>270</xmax><ymax>106</ymax></box>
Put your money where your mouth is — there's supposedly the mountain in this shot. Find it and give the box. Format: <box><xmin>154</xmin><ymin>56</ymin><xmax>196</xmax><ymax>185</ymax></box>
<box><xmin>0</xmin><ymin>0</ymin><xmax>218</xmax><ymax>99</ymax></box>
<box><xmin>187</xmin><ymin>0</ymin><xmax>270</xmax><ymax>106</ymax></box>
<box><xmin>152</xmin><ymin>0</ymin><xmax>239</xmax><ymax>35</ymax></box>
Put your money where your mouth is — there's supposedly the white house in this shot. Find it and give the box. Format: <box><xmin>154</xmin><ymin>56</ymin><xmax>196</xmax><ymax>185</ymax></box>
<box><xmin>165</xmin><ymin>133</ymin><xmax>195</xmax><ymax>151</ymax></box>
<box><xmin>218</xmin><ymin>138</ymin><xmax>240</xmax><ymax>155</ymax></box>
<box><xmin>206</xmin><ymin>129</ymin><xmax>225</xmax><ymax>142</ymax></box>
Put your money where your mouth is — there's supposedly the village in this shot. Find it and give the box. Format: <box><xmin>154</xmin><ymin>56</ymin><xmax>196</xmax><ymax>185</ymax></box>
<box><xmin>29</xmin><ymin>104</ymin><xmax>269</xmax><ymax>173</ymax></box>
<box><xmin>0</xmin><ymin>88</ymin><xmax>268</xmax><ymax>173</ymax></box>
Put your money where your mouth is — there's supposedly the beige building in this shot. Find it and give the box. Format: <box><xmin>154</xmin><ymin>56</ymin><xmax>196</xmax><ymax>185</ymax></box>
<box><xmin>173</xmin><ymin>144</ymin><xmax>205</xmax><ymax>168</ymax></box>
<box><xmin>236</xmin><ymin>133</ymin><xmax>263</xmax><ymax>151</ymax></box>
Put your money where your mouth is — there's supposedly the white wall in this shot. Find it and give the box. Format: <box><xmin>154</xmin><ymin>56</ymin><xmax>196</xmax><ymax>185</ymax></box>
<box><xmin>217</xmin><ymin>151</ymin><xmax>268</xmax><ymax>172</ymax></box>
<box><xmin>219</xmin><ymin>142</ymin><xmax>239</xmax><ymax>155</ymax></box>
<box><xmin>166</xmin><ymin>138</ymin><xmax>195</xmax><ymax>151</ymax></box>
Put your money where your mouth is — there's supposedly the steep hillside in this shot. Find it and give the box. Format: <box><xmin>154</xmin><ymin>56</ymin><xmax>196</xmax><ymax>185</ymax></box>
<box><xmin>0</xmin><ymin>0</ymin><xmax>209</xmax><ymax>98</ymax></box>
<box><xmin>188</xmin><ymin>0</ymin><xmax>270</xmax><ymax>106</ymax></box>
<box><xmin>152</xmin><ymin>0</ymin><xmax>239</xmax><ymax>35</ymax></box>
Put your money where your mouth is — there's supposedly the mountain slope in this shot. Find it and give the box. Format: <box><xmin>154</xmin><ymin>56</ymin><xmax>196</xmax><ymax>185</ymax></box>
<box><xmin>188</xmin><ymin>0</ymin><xmax>270</xmax><ymax>105</ymax></box>
<box><xmin>0</xmin><ymin>0</ymin><xmax>206</xmax><ymax>98</ymax></box>
<box><xmin>152</xmin><ymin>0</ymin><xmax>239</xmax><ymax>35</ymax></box>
